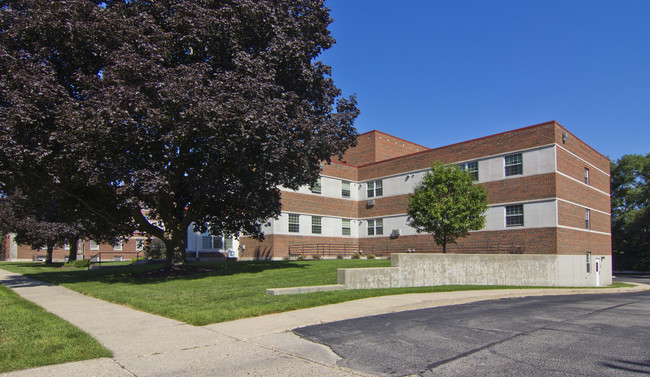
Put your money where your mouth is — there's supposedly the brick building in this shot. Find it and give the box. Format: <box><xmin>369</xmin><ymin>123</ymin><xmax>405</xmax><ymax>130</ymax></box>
<box><xmin>238</xmin><ymin>121</ymin><xmax>612</xmax><ymax>284</ymax></box>
<box><xmin>2</xmin><ymin>121</ymin><xmax>612</xmax><ymax>285</ymax></box>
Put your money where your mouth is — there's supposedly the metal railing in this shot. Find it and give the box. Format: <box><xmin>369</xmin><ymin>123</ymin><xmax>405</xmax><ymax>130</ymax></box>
<box><xmin>289</xmin><ymin>242</ymin><xmax>525</xmax><ymax>257</ymax></box>
<box><xmin>88</xmin><ymin>251</ymin><xmax>144</xmax><ymax>269</ymax></box>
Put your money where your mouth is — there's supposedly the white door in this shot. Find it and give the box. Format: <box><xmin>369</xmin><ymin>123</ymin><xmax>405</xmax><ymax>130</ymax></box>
<box><xmin>595</xmin><ymin>258</ymin><xmax>601</xmax><ymax>287</ymax></box>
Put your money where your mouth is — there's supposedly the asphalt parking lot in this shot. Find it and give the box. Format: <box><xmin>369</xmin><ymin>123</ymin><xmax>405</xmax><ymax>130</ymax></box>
<box><xmin>295</xmin><ymin>290</ymin><xmax>650</xmax><ymax>376</ymax></box>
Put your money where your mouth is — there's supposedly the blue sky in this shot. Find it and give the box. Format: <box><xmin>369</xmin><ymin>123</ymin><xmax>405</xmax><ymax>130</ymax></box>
<box><xmin>320</xmin><ymin>0</ymin><xmax>649</xmax><ymax>161</ymax></box>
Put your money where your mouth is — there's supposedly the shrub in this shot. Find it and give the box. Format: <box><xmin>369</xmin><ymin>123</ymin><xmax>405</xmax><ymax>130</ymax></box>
<box><xmin>297</xmin><ymin>255</ymin><xmax>306</xmax><ymax>261</ymax></box>
<box><xmin>352</xmin><ymin>253</ymin><xmax>361</xmax><ymax>259</ymax></box>
<box><xmin>367</xmin><ymin>254</ymin><xmax>376</xmax><ymax>259</ymax></box>
<box><xmin>312</xmin><ymin>254</ymin><xmax>321</xmax><ymax>260</ymax></box>
<box><xmin>282</xmin><ymin>255</ymin><xmax>292</xmax><ymax>261</ymax></box>
<box><xmin>72</xmin><ymin>259</ymin><xmax>90</xmax><ymax>268</ymax></box>
<box><xmin>336</xmin><ymin>254</ymin><xmax>344</xmax><ymax>259</ymax></box>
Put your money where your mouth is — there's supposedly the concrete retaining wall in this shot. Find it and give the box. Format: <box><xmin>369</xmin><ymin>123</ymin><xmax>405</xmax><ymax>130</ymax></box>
<box><xmin>338</xmin><ymin>254</ymin><xmax>612</xmax><ymax>289</ymax></box>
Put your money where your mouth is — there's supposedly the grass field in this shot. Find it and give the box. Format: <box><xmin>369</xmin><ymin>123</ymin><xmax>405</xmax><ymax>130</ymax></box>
<box><xmin>0</xmin><ymin>260</ymin><xmax>633</xmax><ymax>326</ymax></box>
<box><xmin>0</xmin><ymin>284</ymin><xmax>111</xmax><ymax>373</ymax></box>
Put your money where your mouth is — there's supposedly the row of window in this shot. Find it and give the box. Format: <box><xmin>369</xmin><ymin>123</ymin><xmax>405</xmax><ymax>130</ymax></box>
<box><xmin>309</xmin><ymin>152</ymin><xmax>595</xmax><ymax>203</ymax></box>
<box><xmin>201</xmin><ymin>235</ymin><xmax>234</xmax><ymax>250</ymax></box>
<box><xmin>506</xmin><ymin>205</ymin><xmax>591</xmax><ymax>229</ymax></box>
<box><xmin>288</xmin><ymin>215</ymin><xmax>380</xmax><ymax>236</ymax></box>
<box><xmin>87</xmin><ymin>239</ymin><xmax>145</xmax><ymax>251</ymax></box>
<box><xmin>310</xmin><ymin>153</ymin><xmax>526</xmax><ymax>201</ymax></box>
<box><xmin>310</xmin><ymin>178</ymin><xmax>352</xmax><ymax>198</ymax></box>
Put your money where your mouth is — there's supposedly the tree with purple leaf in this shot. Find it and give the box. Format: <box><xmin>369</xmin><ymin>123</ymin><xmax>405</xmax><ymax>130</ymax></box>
<box><xmin>0</xmin><ymin>0</ymin><xmax>358</xmax><ymax>270</ymax></box>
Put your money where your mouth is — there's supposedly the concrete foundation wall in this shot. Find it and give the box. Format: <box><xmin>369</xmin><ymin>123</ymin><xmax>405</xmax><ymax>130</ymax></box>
<box><xmin>338</xmin><ymin>253</ymin><xmax>612</xmax><ymax>289</ymax></box>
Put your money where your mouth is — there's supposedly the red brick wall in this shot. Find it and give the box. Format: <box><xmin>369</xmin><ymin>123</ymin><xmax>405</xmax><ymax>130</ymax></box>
<box><xmin>556</xmin><ymin>147</ymin><xmax>609</xmax><ymax>193</ymax></box>
<box><xmin>373</xmin><ymin>131</ymin><xmax>429</xmax><ymax>162</ymax></box>
<box><xmin>321</xmin><ymin>161</ymin><xmax>357</xmax><ymax>181</ymax></box>
<box><xmin>556</xmin><ymin>228</ymin><xmax>611</xmax><ymax>256</ymax></box>
<box><xmin>337</xmin><ymin>132</ymin><xmax>376</xmax><ymax>165</ymax></box>
<box><xmin>554</xmin><ymin>124</ymin><xmax>610</xmax><ymax>173</ymax></box>
<box><xmin>281</xmin><ymin>191</ymin><xmax>358</xmax><ymax>217</ymax></box>
<box><xmin>359</xmin><ymin>228</ymin><xmax>557</xmax><ymax>255</ymax></box>
<box><xmin>556</xmin><ymin>174</ymin><xmax>610</xmax><ymax>213</ymax></box>
<box><xmin>358</xmin><ymin>122</ymin><xmax>557</xmax><ymax>180</ymax></box>
<box><xmin>558</xmin><ymin>201</ymin><xmax>610</xmax><ymax>233</ymax></box>
<box><xmin>240</xmin><ymin>234</ymin><xmax>359</xmax><ymax>258</ymax></box>
<box><xmin>484</xmin><ymin>174</ymin><xmax>556</xmax><ymax>204</ymax></box>
<box><xmin>337</xmin><ymin>131</ymin><xmax>429</xmax><ymax>166</ymax></box>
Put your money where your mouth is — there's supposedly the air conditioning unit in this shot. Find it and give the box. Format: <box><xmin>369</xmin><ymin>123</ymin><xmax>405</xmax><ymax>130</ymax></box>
<box><xmin>390</xmin><ymin>229</ymin><xmax>401</xmax><ymax>239</ymax></box>
<box><xmin>366</xmin><ymin>199</ymin><xmax>375</xmax><ymax>206</ymax></box>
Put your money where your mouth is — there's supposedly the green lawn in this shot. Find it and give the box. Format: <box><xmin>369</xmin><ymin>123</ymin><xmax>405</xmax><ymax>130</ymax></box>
<box><xmin>0</xmin><ymin>260</ymin><xmax>633</xmax><ymax>326</ymax></box>
<box><xmin>0</xmin><ymin>284</ymin><xmax>111</xmax><ymax>373</ymax></box>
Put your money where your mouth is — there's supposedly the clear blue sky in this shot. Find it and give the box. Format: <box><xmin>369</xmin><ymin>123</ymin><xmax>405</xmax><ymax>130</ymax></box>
<box><xmin>320</xmin><ymin>0</ymin><xmax>650</xmax><ymax>161</ymax></box>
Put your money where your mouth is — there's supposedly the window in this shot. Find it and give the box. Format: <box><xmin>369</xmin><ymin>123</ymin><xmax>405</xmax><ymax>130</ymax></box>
<box><xmin>458</xmin><ymin>161</ymin><xmax>479</xmax><ymax>181</ymax></box>
<box><xmin>341</xmin><ymin>181</ymin><xmax>351</xmax><ymax>198</ymax></box>
<box><xmin>224</xmin><ymin>237</ymin><xmax>233</xmax><ymax>249</ymax></box>
<box><xmin>288</xmin><ymin>214</ymin><xmax>300</xmax><ymax>233</ymax></box>
<box><xmin>201</xmin><ymin>236</ymin><xmax>223</xmax><ymax>250</ymax></box>
<box><xmin>505</xmin><ymin>153</ymin><xmax>523</xmax><ymax>176</ymax></box>
<box><xmin>584</xmin><ymin>168</ymin><xmax>590</xmax><ymax>185</ymax></box>
<box><xmin>586</xmin><ymin>252</ymin><xmax>592</xmax><ymax>273</ymax></box>
<box><xmin>585</xmin><ymin>209</ymin><xmax>590</xmax><ymax>229</ymax></box>
<box><xmin>113</xmin><ymin>242</ymin><xmax>123</xmax><ymax>251</ymax></box>
<box><xmin>342</xmin><ymin>219</ymin><xmax>351</xmax><ymax>236</ymax></box>
<box><xmin>312</xmin><ymin>216</ymin><xmax>322</xmax><ymax>234</ymax></box>
<box><xmin>310</xmin><ymin>177</ymin><xmax>322</xmax><ymax>194</ymax></box>
<box><xmin>135</xmin><ymin>240</ymin><xmax>145</xmax><ymax>251</ymax></box>
<box><xmin>89</xmin><ymin>240</ymin><xmax>99</xmax><ymax>251</ymax></box>
<box><xmin>505</xmin><ymin>204</ymin><xmax>524</xmax><ymax>227</ymax></box>
<box><xmin>367</xmin><ymin>179</ymin><xmax>383</xmax><ymax>198</ymax></box>
<box><xmin>367</xmin><ymin>218</ymin><xmax>383</xmax><ymax>236</ymax></box>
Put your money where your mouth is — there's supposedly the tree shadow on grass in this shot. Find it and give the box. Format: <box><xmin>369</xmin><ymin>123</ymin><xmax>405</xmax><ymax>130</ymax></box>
<box><xmin>2</xmin><ymin>260</ymin><xmax>308</xmax><ymax>286</ymax></box>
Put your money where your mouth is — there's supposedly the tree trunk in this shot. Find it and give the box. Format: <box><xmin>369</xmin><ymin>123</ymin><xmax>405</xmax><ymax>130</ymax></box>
<box><xmin>162</xmin><ymin>227</ymin><xmax>188</xmax><ymax>270</ymax></box>
<box><xmin>46</xmin><ymin>244</ymin><xmax>54</xmax><ymax>264</ymax></box>
<box><xmin>442</xmin><ymin>243</ymin><xmax>447</xmax><ymax>254</ymax></box>
<box><xmin>67</xmin><ymin>238</ymin><xmax>78</xmax><ymax>262</ymax></box>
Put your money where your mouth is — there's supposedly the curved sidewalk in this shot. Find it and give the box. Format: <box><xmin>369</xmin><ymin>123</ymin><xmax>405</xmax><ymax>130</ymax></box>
<box><xmin>0</xmin><ymin>268</ymin><xmax>647</xmax><ymax>377</ymax></box>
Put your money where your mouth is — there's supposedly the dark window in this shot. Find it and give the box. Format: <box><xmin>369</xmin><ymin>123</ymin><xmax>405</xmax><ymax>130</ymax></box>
<box><xmin>342</xmin><ymin>219</ymin><xmax>351</xmax><ymax>236</ymax></box>
<box><xmin>459</xmin><ymin>161</ymin><xmax>479</xmax><ymax>181</ymax></box>
<box><xmin>289</xmin><ymin>214</ymin><xmax>300</xmax><ymax>233</ymax></box>
<box><xmin>312</xmin><ymin>216</ymin><xmax>322</xmax><ymax>234</ymax></box>
<box><xmin>585</xmin><ymin>209</ymin><xmax>590</xmax><ymax>229</ymax></box>
<box><xmin>505</xmin><ymin>153</ymin><xmax>523</xmax><ymax>176</ymax></box>
<box><xmin>506</xmin><ymin>204</ymin><xmax>524</xmax><ymax>227</ymax></box>
<box><xmin>310</xmin><ymin>177</ymin><xmax>321</xmax><ymax>194</ymax></box>
<box><xmin>367</xmin><ymin>180</ymin><xmax>383</xmax><ymax>198</ymax></box>
<box><xmin>342</xmin><ymin>181</ymin><xmax>351</xmax><ymax>198</ymax></box>
<box><xmin>368</xmin><ymin>218</ymin><xmax>384</xmax><ymax>236</ymax></box>
<box><xmin>584</xmin><ymin>168</ymin><xmax>590</xmax><ymax>185</ymax></box>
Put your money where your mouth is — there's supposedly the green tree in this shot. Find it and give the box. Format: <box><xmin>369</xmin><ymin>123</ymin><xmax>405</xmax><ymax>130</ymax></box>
<box><xmin>0</xmin><ymin>0</ymin><xmax>358</xmax><ymax>270</ymax></box>
<box><xmin>407</xmin><ymin>162</ymin><xmax>488</xmax><ymax>253</ymax></box>
<box><xmin>611</xmin><ymin>154</ymin><xmax>649</xmax><ymax>271</ymax></box>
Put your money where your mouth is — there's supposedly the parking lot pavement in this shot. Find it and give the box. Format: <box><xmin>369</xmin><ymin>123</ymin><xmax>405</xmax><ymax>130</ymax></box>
<box><xmin>295</xmin><ymin>291</ymin><xmax>650</xmax><ymax>377</ymax></box>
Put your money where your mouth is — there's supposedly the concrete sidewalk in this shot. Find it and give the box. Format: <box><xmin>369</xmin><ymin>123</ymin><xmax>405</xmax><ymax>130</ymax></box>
<box><xmin>0</xmin><ymin>269</ymin><xmax>647</xmax><ymax>377</ymax></box>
